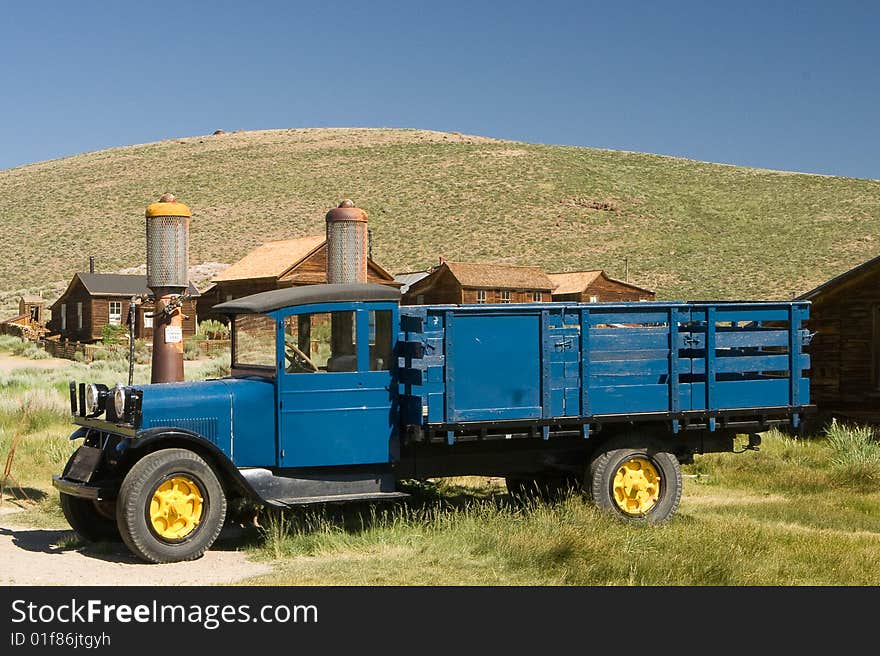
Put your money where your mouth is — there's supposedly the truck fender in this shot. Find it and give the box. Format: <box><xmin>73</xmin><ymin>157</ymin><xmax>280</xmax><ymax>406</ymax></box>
<box><xmin>124</xmin><ymin>427</ymin><xmax>259</xmax><ymax>501</ymax></box>
<box><xmin>67</xmin><ymin>427</ymin><xmax>89</xmax><ymax>441</ymax></box>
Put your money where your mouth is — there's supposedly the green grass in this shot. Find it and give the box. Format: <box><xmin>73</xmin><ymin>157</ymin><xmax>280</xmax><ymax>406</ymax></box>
<box><xmin>234</xmin><ymin>428</ymin><xmax>880</xmax><ymax>586</ymax></box>
<box><xmin>2</xmin><ymin>127</ymin><xmax>880</xmax><ymax>319</ymax></box>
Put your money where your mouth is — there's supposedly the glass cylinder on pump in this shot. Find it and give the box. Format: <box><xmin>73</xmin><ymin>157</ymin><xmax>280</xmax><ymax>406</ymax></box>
<box><xmin>145</xmin><ymin>193</ymin><xmax>190</xmax><ymax>383</ymax></box>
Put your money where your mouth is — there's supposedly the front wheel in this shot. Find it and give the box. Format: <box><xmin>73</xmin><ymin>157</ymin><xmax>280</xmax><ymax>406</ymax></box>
<box><xmin>116</xmin><ymin>448</ymin><xmax>226</xmax><ymax>563</ymax></box>
<box><xmin>589</xmin><ymin>441</ymin><xmax>681</xmax><ymax>523</ymax></box>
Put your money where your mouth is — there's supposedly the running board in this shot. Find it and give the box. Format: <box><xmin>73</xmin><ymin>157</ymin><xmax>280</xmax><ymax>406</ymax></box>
<box><xmin>272</xmin><ymin>491</ymin><xmax>410</xmax><ymax>507</ymax></box>
<box><xmin>238</xmin><ymin>467</ymin><xmax>406</xmax><ymax>507</ymax></box>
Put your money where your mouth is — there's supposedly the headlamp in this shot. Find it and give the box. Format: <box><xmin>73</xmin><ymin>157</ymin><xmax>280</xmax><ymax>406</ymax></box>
<box><xmin>113</xmin><ymin>384</ymin><xmax>127</xmax><ymax>418</ymax></box>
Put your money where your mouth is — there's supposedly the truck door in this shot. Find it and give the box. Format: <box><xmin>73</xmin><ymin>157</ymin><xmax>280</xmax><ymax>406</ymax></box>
<box><xmin>277</xmin><ymin>303</ymin><xmax>397</xmax><ymax>467</ymax></box>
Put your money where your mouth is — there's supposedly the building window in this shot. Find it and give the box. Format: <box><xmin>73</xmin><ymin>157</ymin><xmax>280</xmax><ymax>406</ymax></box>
<box><xmin>76</xmin><ymin>302</ymin><xmax>83</xmax><ymax>330</ymax></box>
<box><xmin>589</xmin><ymin>295</ymin><xmax>599</xmax><ymax>303</ymax></box>
<box><xmin>476</xmin><ymin>290</ymin><xmax>486</xmax><ymax>304</ymax></box>
<box><xmin>60</xmin><ymin>304</ymin><xmax>66</xmax><ymax>331</ymax></box>
<box><xmin>143</xmin><ymin>313</ymin><xmax>153</xmax><ymax>329</ymax></box>
<box><xmin>533</xmin><ymin>292</ymin><xmax>542</xmax><ymax>302</ymax></box>
<box><xmin>109</xmin><ymin>301</ymin><xmax>122</xmax><ymax>325</ymax></box>
<box><xmin>500</xmin><ymin>291</ymin><xmax>511</xmax><ymax>303</ymax></box>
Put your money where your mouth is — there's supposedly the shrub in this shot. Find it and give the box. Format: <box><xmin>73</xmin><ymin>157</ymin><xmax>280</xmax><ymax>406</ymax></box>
<box><xmin>196</xmin><ymin>319</ymin><xmax>229</xmax><ymax>341</ymax></box>
<box><xmin>825</xmin><ymin>419</ymin><xmax>880</xmax><ymax>488</ymax></box>
<box><xmin>183</xmin><ymin>339</ymin><xmax>201</xmax><ymax>360</ymax></box>
<box><xmin>101</xmin><ymin>323</ymin><xmax>129</xmax><ymax>345</ymax></box>
<box><xmin>0</xmin><ymin>335</ymin><xmax>25</xmax><ymax>352</ymax></box>
<box><xmin>6</xmin><ymin>338</ymin><xmax>51</xmax><ymax>360</ymax></box>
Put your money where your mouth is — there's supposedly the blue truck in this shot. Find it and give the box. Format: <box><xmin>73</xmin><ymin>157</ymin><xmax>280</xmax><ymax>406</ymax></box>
<box><xmin>53</xmin><ymin>283</ymin><xmax>813</xmax><ymax>563</ymax></box>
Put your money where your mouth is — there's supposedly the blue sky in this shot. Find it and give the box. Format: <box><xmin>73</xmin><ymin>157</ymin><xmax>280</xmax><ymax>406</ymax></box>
<box><xmin>1</xmin><ymin>1</ymin><xmax>878</xmax><ymax>178</ymax></box>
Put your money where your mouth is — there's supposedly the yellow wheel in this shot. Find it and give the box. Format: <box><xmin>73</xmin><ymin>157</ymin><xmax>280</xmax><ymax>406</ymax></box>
<box><xmin>149</xmin><ymin>476</ymin><xmax>204</xmax><ymax>541</ymax></box>
<box><xmin>589</xmin><ymin>439</ymin><xmax>682</xmax><ymax>523</ymax></box>
<box><xmin>117</xmin><ymin>448</ymin><xmax>226</xmax><ymax>563</ymax></box>
<box><xmin>611</xmin><ymin>457</ymin><xmax>661</xmax><ymax>515</ymax></box>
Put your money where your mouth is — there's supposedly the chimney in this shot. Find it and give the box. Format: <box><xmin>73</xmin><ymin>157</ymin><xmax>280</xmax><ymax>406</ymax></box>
<box><xmin>325</xmin><ymin>199</ymin><xmax>368</xmax><ymax>284</ymax></box>
<box><xmin>89</xmin><ymin>256</ymin><xmax>95</xmax><ymax>274</ymax></box>
<box><xmin>145</xmin><ymin>192</ymin><xmax>191</xmax><ymax>384</ymax></box>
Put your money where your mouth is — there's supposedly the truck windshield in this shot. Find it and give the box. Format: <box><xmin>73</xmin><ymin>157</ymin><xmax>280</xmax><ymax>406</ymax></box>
<box><xmin>233</xmin><ymin>314</ymin><xmax>276</xmax><ymax>369</ymax></box>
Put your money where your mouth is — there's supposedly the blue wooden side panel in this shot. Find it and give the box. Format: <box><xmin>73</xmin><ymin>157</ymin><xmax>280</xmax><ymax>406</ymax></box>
<box><xmin>399</xmin><ymin>301</ymin><xmax>811</xmax><ymax>428</ymax></box>
<box><xmin>449</xmin><ymin>313</ymin><xmax>542</xmax><ymax>421</ymax></box>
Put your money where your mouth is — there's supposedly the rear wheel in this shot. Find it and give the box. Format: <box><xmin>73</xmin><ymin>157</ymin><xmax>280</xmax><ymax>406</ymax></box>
<box><xmin>60</xmin><ymin>493</ymin><xmax>119</xmax><ymax>542</ymax></box>
<box><xmin>589</xmin><ymin>440</ymin><xmax>681</xmax><ymax>523</ymax></box>
<box><xmin>116</xmin><ymin>448</ymin><xmax>226</xmax><ymax>563</ymax></box>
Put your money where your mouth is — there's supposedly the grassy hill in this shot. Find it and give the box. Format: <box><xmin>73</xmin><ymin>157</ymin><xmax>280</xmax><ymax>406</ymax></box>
<box><xmin>2</xmin><ymin>127</ymin><xmax>879</xmax><ymax>309</ymax></box>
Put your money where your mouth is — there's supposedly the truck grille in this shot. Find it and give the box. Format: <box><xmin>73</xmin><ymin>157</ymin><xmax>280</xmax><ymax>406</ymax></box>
<box><xmin>148</xmin><ymin>417</ymin><xmax>218</xmax><ymax>444</ymax></box>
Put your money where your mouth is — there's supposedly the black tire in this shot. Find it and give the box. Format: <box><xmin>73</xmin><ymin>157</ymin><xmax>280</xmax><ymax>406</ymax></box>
<box><xmin>116</xmin><ymin>448</ymin><xmax>226</xmax><ymax>564</ymax></box>
<box><xmin>506</xmin><ymin>474</ymin><xmax>582</xmax><ymax>503</ymax></box>
<box><xmin>588</xmin><ymin>439</ymin><xmax>681</xmax><ymax>523</ymax></box>
<box><xmin>60</xmin><ymin>493</ymin><xmax>120</xmax><ymax>542</ymax></box>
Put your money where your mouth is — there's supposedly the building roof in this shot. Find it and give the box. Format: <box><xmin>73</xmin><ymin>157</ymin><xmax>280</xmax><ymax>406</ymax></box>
<box><xmin>439</xmin><ymin>261</ymin><xmax>555</xmax><ymax>291</ymax></box>
<box><xmin>19</xmin><ymin>295</ymin><xmax>44</xmax><ymax>304</ymax></box>
<box><xmin>393</xmin><ymin>271</ymin><xmax>430</xmax><ymax>294</ymax></box>
<box><xmin>77</xmin><ymin>273</ymin><xmax>200</xmax><ymax>297</ymax></box>
<box><xmin>797</xmin><ymin>253</ymin><xmax>880</xmax><ymax>302</ymax></box>
<box><xmin>548</xmin><ymin>270</ymin><xmax>655</xmax><ymax>295</ymax></box>
<box><xmin>52</xmin><ymin>274</ymin><xmax>200</xmax><ymax>307</ymax></box>
<box><xmin>213</xmin><ymin>283</ymin><xmax>400</xmax><ymax>314</ymax></box>
<box><xmin>212</xmin><ymin>236</ymin><xmax>325</xmax><ymax>282</ymax></box>
<box><xmin>547</xmin><ymin>271</ymin><xmax>604</xmax><ymax>294</ymax></box>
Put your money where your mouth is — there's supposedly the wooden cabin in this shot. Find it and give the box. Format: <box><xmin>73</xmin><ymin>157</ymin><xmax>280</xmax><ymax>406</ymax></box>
<box><xmin>548</xmin><ymin>271</ymin><xmax>655</xmax><ymax>302</ymax></box>
<box><xmin>797</xmin><ymin>254</ymin><xmax>880</xmax><ymax>425</ymax></box>
<box><xmin>18</xmin><ymin>295</ymin><xmax>45</xmax><ymax>324</ymax></box>
<box><xmin>401</xmin><ymin>261</ymin><xmax>555</xmax><ymax>305</ymax></box>
<box><xmin>47</xmin><ymin>273</ymin><xmax>199</xmax><ymax>343</ymax></box>
<box><xmin>197</xmin><ymin>236</ymin><xmax>400</xmax><ymax>322</ymax></box>
<box><xmin>0</xmin><ymin>295</ymin><xmax>48</xmax><ymax>339</ymax></box>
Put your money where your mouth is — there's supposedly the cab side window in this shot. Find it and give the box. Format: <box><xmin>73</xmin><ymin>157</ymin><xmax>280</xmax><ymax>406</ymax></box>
<box><xmin>369</xmin><ymin>310</ymin><xmax>393</xmax><ymax>371</ymax></box>
<box><xmin>284</xmin><ymin>312</ymin><xmax>357</xmax><ymax>373</ymax></box>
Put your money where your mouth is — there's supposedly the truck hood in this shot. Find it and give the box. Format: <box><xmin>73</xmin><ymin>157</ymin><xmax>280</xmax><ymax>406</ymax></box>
<box><xmin>136</xmin><ymin>377</ymin><xmax>275</xmax><ymax>462</ymax></box>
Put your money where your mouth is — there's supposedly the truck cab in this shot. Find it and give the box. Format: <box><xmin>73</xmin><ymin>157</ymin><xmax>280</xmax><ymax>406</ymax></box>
<box><xmin>218</xmin><ymin>283</ymin><xmax>401</xmax><ymax>469</ymax></box>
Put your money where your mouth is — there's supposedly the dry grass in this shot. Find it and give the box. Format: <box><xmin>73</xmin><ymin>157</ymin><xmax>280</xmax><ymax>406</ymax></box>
<box><xmin>2</xmin><ymin>128</ymin><xmax>879</xmax><ymax>316</ymax></box>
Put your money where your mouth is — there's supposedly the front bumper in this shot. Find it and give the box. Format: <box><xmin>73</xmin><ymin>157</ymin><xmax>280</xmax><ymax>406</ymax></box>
<box><xmin>52</xmin><ymin>476</ymin><xmax>118</xmax><ymax>501</ymax></box>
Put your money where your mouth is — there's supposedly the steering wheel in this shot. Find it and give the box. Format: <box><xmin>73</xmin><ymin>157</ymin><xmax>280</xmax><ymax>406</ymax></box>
<box><xmin>284</xmin><ymin>342</ymin><xmax>320</xmax><ymax>372</ymax></box>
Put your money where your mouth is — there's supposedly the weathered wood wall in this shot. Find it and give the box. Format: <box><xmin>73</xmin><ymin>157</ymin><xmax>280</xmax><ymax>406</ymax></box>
<box><xmin>552</xmin><ymin>278</ymin><xmax>655</xmax><ymax>303</ymax></box>
<box><xmin>806</xmin><ymin>266</ymin><xmax>880</xmax><ymax>421</ymax></box>
<box><xmin>46</xmin><ymin>281</ymin><xmax>93</xmax><ymax>343</ymax></box>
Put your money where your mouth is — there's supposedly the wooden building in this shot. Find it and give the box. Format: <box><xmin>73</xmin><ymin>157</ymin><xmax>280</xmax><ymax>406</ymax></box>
<box><xmin>18</xmin><ymin>295</ymin><xmax>46</xmax><ymax>324</ymax></box>
<box><xmin>548</xmin><ymin>271</ymin><xmax>655</xmax><ymax>303</ymax></box>
<box><xmin>401</xmin><ymin>261</ymin><xmax>555</xmax><ymax>305</ymax></box>
<box><xmin>198</xmin><ymin>236</ymin><xmax>400</xmax><ymax>322</ymax></box>
<box><xmin>47</xmin><ymin>273</ymin><xmax>199</xmax><ymax>343</ymax></box>
<box><xmin>797</xmin><ymin>255</ymin><xmax>880</xmax><ymax>424</ymax></box>
<box><xmin>0</xmin><ymin>295</ymin><xmax>48</xmax><ymax>339</ymax></box>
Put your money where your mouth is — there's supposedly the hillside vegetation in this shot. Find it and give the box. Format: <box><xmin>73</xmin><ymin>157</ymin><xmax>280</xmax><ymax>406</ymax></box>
<box><xmin>2</xmin><ymin>128</ymin><xmax>879</xmax><ymax>307</ymax></box>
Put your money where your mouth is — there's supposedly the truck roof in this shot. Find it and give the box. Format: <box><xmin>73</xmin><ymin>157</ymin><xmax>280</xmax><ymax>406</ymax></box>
<box><xmin>212</xmin><ymin>283</ymin><xmax>400</xmax><ymax>314</ymax></box>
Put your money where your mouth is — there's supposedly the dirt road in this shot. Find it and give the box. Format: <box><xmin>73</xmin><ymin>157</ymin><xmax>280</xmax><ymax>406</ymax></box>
<box><xmin>0</xmin><ymin>353</ymin><xmax>73</xmax><ymax>374</ymax></box>
<box><xmin>0</xmin><ymin>510</ymin><xmax>272</xmax><ymax>586</ymax></box>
